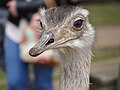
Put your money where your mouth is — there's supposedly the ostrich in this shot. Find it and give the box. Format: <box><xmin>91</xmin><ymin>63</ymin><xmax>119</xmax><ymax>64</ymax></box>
<box><xmin>29</xmin><ymin>6</ymin><xmax>95</xmax><ymax>90</ymax></box>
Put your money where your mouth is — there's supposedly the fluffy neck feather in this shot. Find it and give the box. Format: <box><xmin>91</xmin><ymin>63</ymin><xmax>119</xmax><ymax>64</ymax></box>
<box><xmin>59</xmin><ymin>46</ymin><xmax>92</xmax><ymax>90</ymax></box>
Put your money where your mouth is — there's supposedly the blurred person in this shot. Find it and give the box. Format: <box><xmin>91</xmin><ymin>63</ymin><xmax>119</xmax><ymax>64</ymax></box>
<box><xmin>0</xmin><ymin>0</ymin><xmax>8</xmax><ymax>70</ymax></box>
<box><xmin>5</xmin><ymin>0</ymin><xmax>57</xmax><ymax>90</ymax></box>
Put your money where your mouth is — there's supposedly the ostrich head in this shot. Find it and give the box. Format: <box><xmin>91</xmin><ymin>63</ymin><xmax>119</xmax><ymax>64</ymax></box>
<box><xmin>29</xmin><ymin>6</ymin><xmax>95</xmax><ymax>57</ymax></box>
<box><xmin>29</xmin><ymin>6</ymin><xmax>95</xmax><ymax>90</ymax></box>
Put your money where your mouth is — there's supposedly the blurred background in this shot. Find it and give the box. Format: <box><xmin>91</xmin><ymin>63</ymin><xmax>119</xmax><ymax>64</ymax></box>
<box><xmin>0</xmin><ymin>0</ymin><xmax>120</xmax><ymax>90</ymax></box>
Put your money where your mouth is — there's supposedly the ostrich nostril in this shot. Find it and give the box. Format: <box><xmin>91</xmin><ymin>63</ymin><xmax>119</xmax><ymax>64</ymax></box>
<box><xmin>46</xmin><ymin>38</ymin><xmax>54</xmax><ymax>45</ymax></box>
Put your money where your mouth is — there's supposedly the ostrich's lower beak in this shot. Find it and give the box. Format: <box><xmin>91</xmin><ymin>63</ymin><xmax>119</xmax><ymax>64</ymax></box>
<box><xmin>29</xmin><ymin>32</ymin><xmax>54</xmax><ymax>57</ymax></box>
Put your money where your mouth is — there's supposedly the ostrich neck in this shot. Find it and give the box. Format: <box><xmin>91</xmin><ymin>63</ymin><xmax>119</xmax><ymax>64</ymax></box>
<box><xmin>60</xmin><ymin>47</ymin><xmax>92</xmax><ymax>90</ymax></box>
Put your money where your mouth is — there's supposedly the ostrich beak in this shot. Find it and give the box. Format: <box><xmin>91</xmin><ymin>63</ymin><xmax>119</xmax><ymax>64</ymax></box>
<box><xmin>29</xmin><ymin>32</ymin><xmax>54</xmax><ymax>57</ymax></box>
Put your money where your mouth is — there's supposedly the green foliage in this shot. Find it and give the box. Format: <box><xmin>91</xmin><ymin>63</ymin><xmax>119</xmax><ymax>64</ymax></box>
<box><xmin>81</xmin><ymin>3</ymin><xmax>120</xmax><ymax>26</ymax></box>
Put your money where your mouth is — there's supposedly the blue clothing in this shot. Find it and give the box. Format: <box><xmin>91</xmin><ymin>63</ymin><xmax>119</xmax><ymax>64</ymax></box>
<box><xmin>5</xmin><ymin>36</ymin><xmax>53</xmax><ymax>90</ymax></box>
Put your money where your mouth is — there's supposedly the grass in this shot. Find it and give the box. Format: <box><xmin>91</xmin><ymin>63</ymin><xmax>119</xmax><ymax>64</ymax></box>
<box><xmin>0</xmin><ymin>69</ymin><xmax>6</xmax><ymax>90</ymax></box>
<box><xmin>0</xmin><ymin>85</ymin><xmax>6</xmax><ymax>90</ymax></box>
<box><xmin>0</xmin><ymin>69</ymin><xmax>6</xmax><ymax>79</ymax></box>
<box><xmin>80</xmin><ymin>2</ymin><xmax>120</xmax><ymax>26</ymax></box>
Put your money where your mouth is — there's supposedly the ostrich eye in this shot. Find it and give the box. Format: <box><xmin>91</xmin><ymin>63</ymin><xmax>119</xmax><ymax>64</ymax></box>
<box><xmin>73</xmin><ymin>19</ymin><xmax>83</xmax><ymax>30</ymax></box>
<box><xmin>40</xmin><ymin>21</ymin><xmax>43</xmax><ymax>28</ymax></box>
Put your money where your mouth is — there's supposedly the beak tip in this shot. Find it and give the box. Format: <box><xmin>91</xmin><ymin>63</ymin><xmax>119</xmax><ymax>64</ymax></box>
<box><xmin>29</xmin><ymin>48</ymin><xmax>40</xmax><ymax>57</ymax></box>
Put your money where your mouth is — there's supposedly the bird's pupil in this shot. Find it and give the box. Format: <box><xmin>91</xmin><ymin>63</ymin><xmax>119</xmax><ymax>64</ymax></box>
<box><xmin>40</xmin><ymin>21</ymin><xmax>43</xmax><ymax>28</ymax></box>
<box><xmin>73</xmin><ymin>19</ymin><xmax>82</xmax><ymax>28</ymax></box>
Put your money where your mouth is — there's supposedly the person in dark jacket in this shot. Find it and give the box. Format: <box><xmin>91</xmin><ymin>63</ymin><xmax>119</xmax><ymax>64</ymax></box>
<box><xmin>5</xmin><ymin>0</ymin><xmax>57</xmax><ymax>90</ymax></box>
<box><xmin>0</xmin><ymin>0</ymin><xmax>8</xmax><ymax>70</ymax></box>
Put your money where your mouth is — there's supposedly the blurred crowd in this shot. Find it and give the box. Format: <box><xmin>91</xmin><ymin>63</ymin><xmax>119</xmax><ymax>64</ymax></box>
<box><xmin>0</xmin><ymin>0</ymin><xmax>81</xmax><ymax>90</ymax></box>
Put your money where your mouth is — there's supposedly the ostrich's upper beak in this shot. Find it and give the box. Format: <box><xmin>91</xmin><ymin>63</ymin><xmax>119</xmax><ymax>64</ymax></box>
<box><xmin>29</xmin><ymin>31</ymin><xmax>54</xmax><ymax>57</ymax></box>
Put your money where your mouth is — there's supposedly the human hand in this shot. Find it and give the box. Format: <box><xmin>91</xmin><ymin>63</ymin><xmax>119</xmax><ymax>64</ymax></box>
<box><xmin>31</xmin><ymin>50</ymin><xmax>59</xmax><ymax>65</ymax></box>
<box><xmin>33</xmin><ymin>52</ymin><xmax>52</xmax><ymax>65</ymax></box>
<box><xmin>28</xmin><ymin>49</ymin><xmax>54</xmax><ymax>65</ymax></box>
<box><xmin>7</xmin><ymin>0</ymin><xmax>18</xmax><ymax>17</ymax></box>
